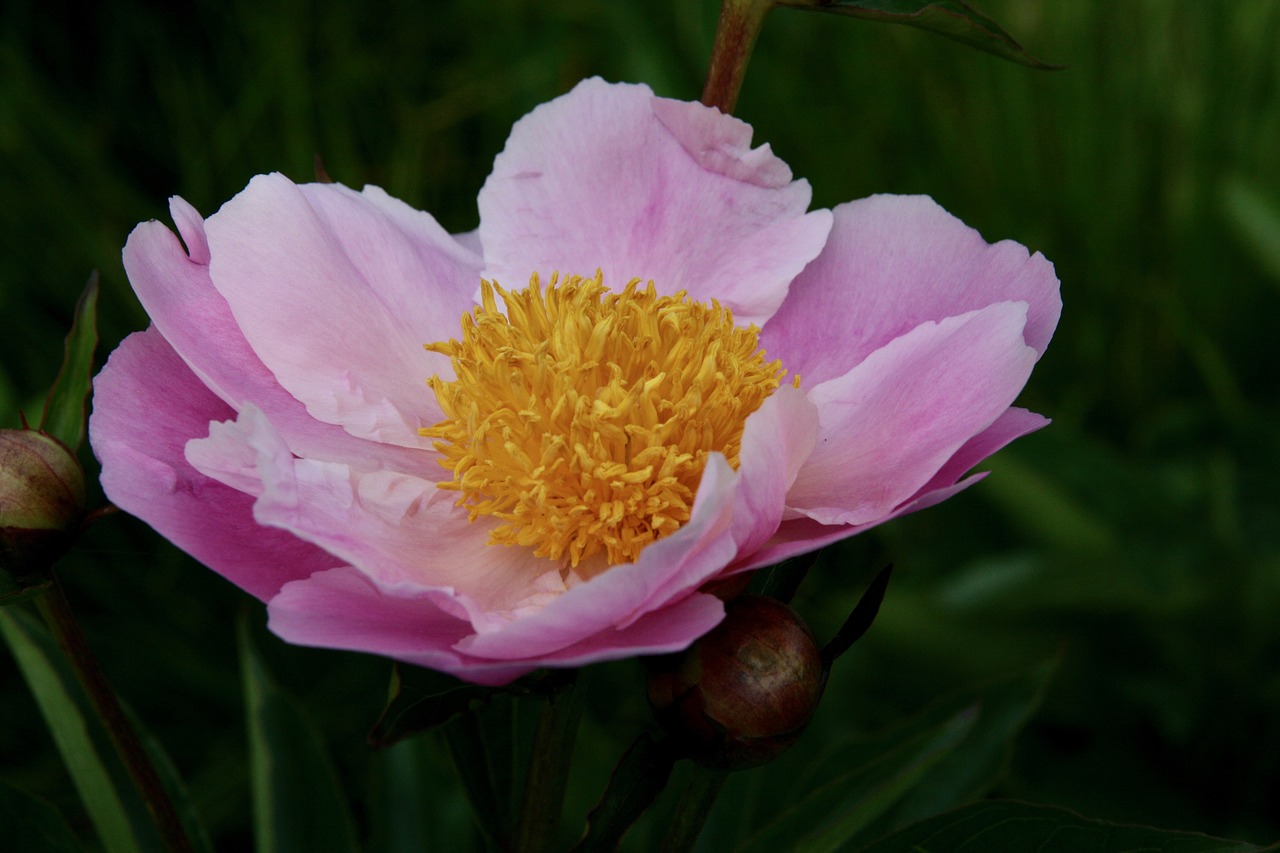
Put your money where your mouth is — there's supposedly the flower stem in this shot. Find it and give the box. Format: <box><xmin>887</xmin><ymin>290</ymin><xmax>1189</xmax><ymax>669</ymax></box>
<box><xmin>701</xmin><ymin>0</ymin><xmax>776</xmax><ymax>115</ymax></box>
<box><xmin>444</xmin><ymin>712</ymin><xmax>512</xmax><ymax>849</ymax></box>
<box><xmin>35</xmin><ymin>573</ymin><xmax>193</xmax><ymax>853</ymax></box>
<box><xmin>659</xmin><ymin>766</ymin><xmax>729</xmax><ymax>852</ymax></box>
<box><xmin>515</xmin><ymin>672</ymin><xmax>586</xmax><ymax>853</ymax></box>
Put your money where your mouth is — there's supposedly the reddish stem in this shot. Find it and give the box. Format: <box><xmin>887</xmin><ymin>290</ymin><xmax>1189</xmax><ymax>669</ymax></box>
<box><xmin>37</xmin><ymin>575</ymin><xmax>193</xmax><ymax>852</ymax></box>
<box><xmin>701</xmin><ymin>0</ymin><xmax>776</xmax><ymax>115</ymax></box>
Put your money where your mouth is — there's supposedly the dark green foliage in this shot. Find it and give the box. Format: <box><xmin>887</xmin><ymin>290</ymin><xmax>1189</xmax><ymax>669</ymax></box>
<box><xmin>2</xmin><ymin>0</ymin><xmax>1279</xmax><ymax>849</ymax></box>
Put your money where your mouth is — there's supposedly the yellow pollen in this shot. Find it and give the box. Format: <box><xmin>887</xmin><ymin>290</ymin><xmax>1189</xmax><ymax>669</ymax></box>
<box><xmin>421</xmin><ymin>271</ymin><xmax>791</xmax><ymax>574</ymax></box>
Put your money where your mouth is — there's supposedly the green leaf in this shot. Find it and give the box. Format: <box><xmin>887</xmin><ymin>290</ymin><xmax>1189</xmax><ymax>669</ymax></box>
<box><xmin>238</xmin><ymin>617</ymin><xmax>360</xmax><ymax>853</ymax></box>
<box><xmin>0</xmin><ymin>606</ymin><xmax>152</xmax><ymax>853</ymax></box>
<box><xmin>515</xmin><ymin>672</ymin><xmax>587</xmax><ymax>853</ymax></box>
<box><xmin>368</xmin><ymin>661</ymin><xmax>567</xmax><ymax>747</ymax></box>
<box><xmin>0</xmin><ymin>779</ymin><xmax>85</xmax><ymax>853</ymax></box>
<box><xmin>736</xmin><ymin>705</ymin><xmax>976</xmax><ymax>853</ymax></box>
<box><xmin>574</xmin><ymin>733</ymin><xmax>675</xmax><ymax>853</ymax></box>
<box><xmin>659</xmin><ymin>766</ymin><xmax>729</xmax><ymax>852</ymax></box>
<box><xmin>368</xmin><ymin>661</ymin><xmax>506</xmax><ymax>748</ymax></box>
<box><xmin>718</xmin><ymin>656</ymin><xmax>1058</xmax><ymax>852</ymax></box>
<box><xmin>777</xmin><ymin>0</ymin><xmax>1060</xmax><ymax>69</ymax></box>
<box><xmin>124</xmin><ymin>704</ymin><xmax>216</xmax><ymax>853</ymax></box>
<box><xmin>368</xmin><ymin>737</ymin><xmax>475</xmax><ymax>853</ymax></box>
<box><xmin>822</xmin><ymin>564</ymin><xmax>894</xmax><ymax>668</ymax></box>
<box><xmin>852</xmin><ymin>800</ymin><xmax>1274</xmax><ymax>853</ymax></box>
<box><xmin>874</xmin><ymin>655</ymin><xmax>1059</xmax><ymax>828</ymax></box>
<box><xmin>1221</xmin><ymin>179</ymin><xmax>1280</xmax><ymax>284</ymax></box>
<box><xmin>441</xmin><ymin>711</ymin><xmax>514</xmax><ymax>851</ymax></box>
<box><xmin>39</xmin><ymin>273</ymin><xmax>99</xmax><ymax>451</ymax></box>
<box><xmin>0</xmin><ymin>572</ymin><xmax>52</xmax><ymax>606</ymax></box>
<box><xmin>979</xmin><ymin>450</ymin><xmax>1117</xmax><ymax>552</ymax></box>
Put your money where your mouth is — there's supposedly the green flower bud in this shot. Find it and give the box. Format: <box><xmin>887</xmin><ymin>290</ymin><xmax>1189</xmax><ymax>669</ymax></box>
<box><xmin>0</xmin><ymin>429</ymin><xmax>87</xmax><ymax>579</ymax></box>
<box><xmin>647</xmin><ymin>595</ymin><xmax>824</xmax><ymax>770</ymax></box>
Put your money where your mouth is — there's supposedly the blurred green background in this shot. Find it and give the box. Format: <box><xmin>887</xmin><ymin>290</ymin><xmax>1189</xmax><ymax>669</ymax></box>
<box><xmin>3</xmin><ymin>0</ymin><xmax>1280</xmax><ymax>849</ymax></box>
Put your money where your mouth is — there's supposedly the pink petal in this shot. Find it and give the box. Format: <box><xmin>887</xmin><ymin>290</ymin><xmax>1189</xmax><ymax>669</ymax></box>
<box><xmin>184</xmin><ymin>411</ymin><xmax>267</xmax><ymax>498</ymax></box>
<box><xmin>169</xmin><ymin>195</ymin><xmax>210</xmax><ymax>264</ymax></box>
<box><xmin>242</xmin><ymin>424</ymin><xmax>557</xmax><ymax>618</ymax></box>
<box><xmin>267</xmin><ymin>568</ymin><xmax>536</xmax><ymax>686</ymax></box>
<box><xmin>730</xmin><ymin>410</ymin><xmax>1047</xmax><ymax>574</ymax></box>
<box><xmin>124</xmin><ymin>198</ymin><xmax>429</xmax><ymax>476</ymax></box>
<box><xmin>734</xmin><ymin>473</ymin><xmax>990</xmax><ymax>573</ymax></box>
<box><xmin>455</xmin><ymin>456</ymin><xmax>740</xmax><ymax>660</ymax></box>
<box><xmin>450</xmin><ymin>227</ymin><xmax>482</xmax><ymax>256</ymax></box>
<box><xmin>499</xmin><ymin>592</ymin><xmax>725</xmax><ymax>668</ymax></box>
<box><xmin>732</xmin><ymin>517</ymin><xmax>868</xmax><ymax>574</ymax></box>
<box><xmin>728</xmin><ymin>385</ymin><xmax>819</xmax><ymax>562</ymax></box>
<box><xmin>908</xmin><ymin>406</ymin><xmax>1048</xmax><ymax>501</ymax></box>
<box><xmin>203</xmin><ymin>174</ymin><xmax>483</xmax><ymax>447</ymax></box>
<box><xmin>761</xmin><ymin>195</ymin><xmax>1061</xmax><ymax>387</ymax></box>
<box><xmin>477</xmin><ymin>78</ymin><xmax>831</xmax><ymax>326</ymax></box>
<box><xmin>788</xmin><ymin>303</ymin><xmax>1038</xmax><ymax>525</ymax></box>
<box><xmin>124</xmin><ymin>205</ymin><xmax>251</xmax><ymax>411</ymax></box>
<box><xmin>89</xmin><ymin>328</ymin><xmax>338</xmax><ymax>600</ymax></box>
<box><xmin>268</xmin><ymin>567</ymin><xmax>724</xmax><ymax>685</ymax></box>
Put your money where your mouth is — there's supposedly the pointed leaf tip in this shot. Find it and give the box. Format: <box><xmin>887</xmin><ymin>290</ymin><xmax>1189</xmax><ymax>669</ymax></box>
<box><xmin>778</xmin><ymin>0</ymin><xmax>1062</xmax><ymax>70</ymax></box>
<box><xmin>40</xmin><ymin>273</ymin><xmax>101</xmax><ymax>451</ymax></box>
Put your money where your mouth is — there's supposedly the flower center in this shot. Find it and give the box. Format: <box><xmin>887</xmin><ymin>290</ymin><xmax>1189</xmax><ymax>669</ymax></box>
<box><xmin>422</xmin><ymin>272</ymin><xmax>791</xmax><ymax>574</ymax></box>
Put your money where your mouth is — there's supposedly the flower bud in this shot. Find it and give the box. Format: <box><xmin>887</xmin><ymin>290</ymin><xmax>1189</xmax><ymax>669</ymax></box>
<box><xmin>0</xmin><ymin>429</ymin><xmax>87</xmax><ymax>578</ymax></box>
<box><xmin>647</xmin><ymin>595</ymin><xmax>823</xmax><ymax>770</ymax></box>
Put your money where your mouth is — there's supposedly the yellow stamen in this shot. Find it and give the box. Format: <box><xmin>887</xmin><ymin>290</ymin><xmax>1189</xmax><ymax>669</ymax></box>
<box><xmin>422</xmin><ymin>272</ymin><xmax>790</xmax><ymax>574</ymax></box>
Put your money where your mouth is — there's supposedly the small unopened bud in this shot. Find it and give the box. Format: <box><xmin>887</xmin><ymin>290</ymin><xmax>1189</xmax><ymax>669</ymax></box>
<box><xmin>0</xmin><ymin>429</ymin><xmax>87</xmax><ymax>578</ymax></box>
<box><xmin>648</xmin><ymin>595</ymin><xmax>823</xmax><ymax>770</ymax></box>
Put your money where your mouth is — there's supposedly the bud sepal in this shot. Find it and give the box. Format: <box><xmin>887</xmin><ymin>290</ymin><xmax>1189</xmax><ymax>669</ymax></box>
<box><xmin>0</xmin><ymin>429</ymin><xmax>88</xmax><ymax>582</ymax></box>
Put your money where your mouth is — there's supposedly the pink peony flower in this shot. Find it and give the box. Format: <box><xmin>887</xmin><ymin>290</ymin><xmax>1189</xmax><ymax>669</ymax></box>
<box><xmin>90</xmin><ymin>78</ymin><xmax>1059</xmax><ymax>685</ymax></box>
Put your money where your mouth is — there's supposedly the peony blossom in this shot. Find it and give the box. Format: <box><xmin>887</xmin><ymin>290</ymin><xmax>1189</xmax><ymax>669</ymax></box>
<box><xmin>90</xmin><ymin>78</ymin><xmax>1059</xmax><ymax>685</ymax></box>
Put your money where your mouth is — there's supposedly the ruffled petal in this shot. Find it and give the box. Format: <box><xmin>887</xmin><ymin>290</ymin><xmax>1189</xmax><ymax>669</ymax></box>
<box><xmin>788</xmin><ymin>303</ymin><xmax>1038</xmax><ymax>525</ymax></box>
<box><xmin>762</xmin><ymin>195</ymin><xmax>1060</xmax><ymax>387</ymax></box>
<box><xmin>267</xmin><ymin>568</ymin><xmax>535</xmax><ymax>686</ymax></box>
<box><xmin>217</xmin><ymin>406</ymin><xmax>557</xmax><ymax>617</ymax></box>
<box><xmin>267</xmin><ymin>566</ymin><xmax>724</xmax><ymax>685</ymax></box>
<box><xmin>124</xmin><ymin>198</ymin><xmax>430</xmax><ymax>476</ymax></box>
<box><xmin>477</xmin><ymin>78</ymin><xmax>831</xmax><ymax>326</ymax></box>
<box><xmin>89</xmin><ymin>328</ymin><xmax>338</xmax><ymax>600</ymax></box>
<box><xmin>203</xmin><ymin>174</ymin><xmax>483</xmax><ymax>447</ymax></box>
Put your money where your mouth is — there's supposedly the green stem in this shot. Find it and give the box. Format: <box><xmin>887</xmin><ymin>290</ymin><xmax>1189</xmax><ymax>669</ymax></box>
<box><xmin>659</xmin><ymin>766</ymin><xmax>729</xmax><ymax>853</ymax></box>
<box><xmin>514</xmin><ymin>673</ymin><xmax>586</xmax><ymax>853</ymax></box>
<box><xmin>701</xmin><ymin>0</ymin><xmax>776</xmax><ymax>114</ymax></box>
<box><xmin>35</xmin><ymin>573</ymin><xmax>193</xmax><ymax>853</ymax></box>
<box><xmin>444</xmin><ymin>712</ymin><xmax>511</xmax><ymax>850</ymax></box>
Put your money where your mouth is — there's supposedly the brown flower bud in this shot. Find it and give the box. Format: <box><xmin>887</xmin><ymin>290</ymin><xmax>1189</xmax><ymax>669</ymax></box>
<box><xmin>647</xmin><ymin>595</ymin><xmax>823</xmax><ymax>770</ymax></box>
<box><xmin>0</xmin><ymin>429</ymin><xmax>87</xmax><ymax>578</ymax></box>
